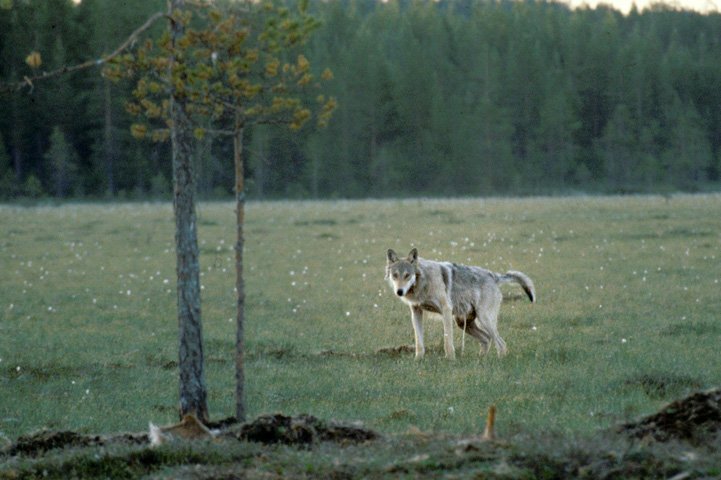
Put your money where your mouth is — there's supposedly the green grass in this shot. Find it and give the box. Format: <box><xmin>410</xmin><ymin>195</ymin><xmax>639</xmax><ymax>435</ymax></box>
<box><xmin>5</xmin><ymin>431</ymin><xmax>721</xmax><ymax>479</ymax></box>
<box><xmin>1</xmin><ymin>195</ymin><xmax>720</xmax><ymax>442</ymax></box>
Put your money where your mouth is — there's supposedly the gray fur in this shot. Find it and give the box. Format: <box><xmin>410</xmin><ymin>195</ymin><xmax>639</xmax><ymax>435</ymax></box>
<box><xmin>386</xmin><ymin>248</ymin><xmax>536</xmax><ymax>360</ymax></box>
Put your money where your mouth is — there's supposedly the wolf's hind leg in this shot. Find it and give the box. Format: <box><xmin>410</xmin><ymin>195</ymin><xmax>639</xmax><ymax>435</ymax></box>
<box><xmin>482</xmin><ymin>312</ymin><xmax>507</xmax><ymax>357</ymax></box>
<box><xmin>490</xmin><ymin>326</ymin><xmax>507</xmax><ymax>357</ymax></box>
<box><xmin>478</xmin><ymin>315</ymin><xmax>506</xmax><ymax>356</ymax></box>
<box><xmin>474</xmin><ymin>324</ymin><xmax>492</xmax><ymax>355</ymax></box>
<box><xmin>462</xmin><ymin>319</ymin><xmax>491</xmax><ymax>355</ymax></box>
<box><xmin>476</xmin><ymin>290</ymin><xmax>507</xmax><ymax>356</ymax></box>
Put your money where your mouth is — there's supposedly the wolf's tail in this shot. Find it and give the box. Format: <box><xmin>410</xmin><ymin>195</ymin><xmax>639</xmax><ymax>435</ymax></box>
<box><xmin>497</xmin><ymin>270</ymin><xmax>536</xmax><ymax>303</ymax></box>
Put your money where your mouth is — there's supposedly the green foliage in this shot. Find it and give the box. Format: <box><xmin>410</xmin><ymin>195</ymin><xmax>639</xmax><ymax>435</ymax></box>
<box><xmin>150</xmin><ymin>172</ymin><xmax>170</xmax><ymax>197</ymax></box>
<box><xmin>22</xmin><ymin>174</ymin><xmax>44</xmax><ymax>198</ymax></box>
<box><xmin>45</xmin><ymin>126</ymin><xmax>79</xmax><ymax>197</ymax></box>
<box><xmin>104</xmin><ymin>1</ymin><xmax>336</xmax><ymax>141</ymax></box>
<box><xmin>663</xmin><ymin>96</ymin><xmax>713</xmax><ymax>189</ymax></box>
<box><xmin>0</xmin><ymin>132</ymin><xmax>14</xmax><ymax>199</ymax></box>
<box><xmin>0</xmin><ymin>0</ymin><xmax>167</xmax><ymax>198</ymax></box>
<box><xmin>293</xmin><ymin>0</ymin><xmax>721</xmax><ymax>197</ymax></box>
<box><xmin>2</xmin><ymin>0</ymin><xmax>721</xmax><ymax>198</ymax></box>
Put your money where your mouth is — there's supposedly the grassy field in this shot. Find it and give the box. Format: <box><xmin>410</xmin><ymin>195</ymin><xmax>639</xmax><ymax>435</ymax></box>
<box><xmin>1</xmin><ymin>194</ymin><xmax>720</xmax><ymax>446</ymax></box>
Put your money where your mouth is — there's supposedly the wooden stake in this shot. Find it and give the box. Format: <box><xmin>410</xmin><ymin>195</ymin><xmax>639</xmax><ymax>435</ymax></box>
<box><xmin>482</xmin><ymin>405</ymin><xmax>496</xmax><ymax>441</ymax></box>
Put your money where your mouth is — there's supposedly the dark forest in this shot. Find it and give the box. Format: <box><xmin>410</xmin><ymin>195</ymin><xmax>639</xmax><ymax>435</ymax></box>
<box><xmin>1</xmin><ymin>0</ymin><xmax>720</xmax><ymax>199</ymax></box>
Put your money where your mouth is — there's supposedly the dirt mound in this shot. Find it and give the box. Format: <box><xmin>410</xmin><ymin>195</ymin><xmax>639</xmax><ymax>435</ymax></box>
<box><xmin>4</xmin><ymin>415</ymin><xmax>376</xmax><ymax>457</ymax></box>
<box><xmin>233</xmin><ymin>413</ymin><xmax>378</xmax><ymax>446</ymax></box>
<box><xmin>619</xmin><ymin>387</ymin><xmax>721</xmax><ymax>443</ymax></box>
<box><xmin>7</xmin><ymin>431</ymin><xmax>93</xmax><ymax>456</ymax></box>
<box><xmin>6</xmin><ymin>431</ymin><xmax>147</xmax><ymax>457</ymax></box>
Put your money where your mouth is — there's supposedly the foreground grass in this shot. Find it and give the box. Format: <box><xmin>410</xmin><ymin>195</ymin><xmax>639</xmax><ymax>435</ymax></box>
<box><xmin>1</xmin><ymin>195</ymin><xmax>720</xmax><ymax>442</ymax></box>
<box><xmin>3</xmin><ymin>429</ymin><xmax>721</xmax><ymax>479</ymax></box>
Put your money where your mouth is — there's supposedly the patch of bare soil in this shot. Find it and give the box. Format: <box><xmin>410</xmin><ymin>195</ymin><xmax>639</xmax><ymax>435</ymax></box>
<box><xmin>619</xmin><ymin>387</ymin><xmax>721</xmax><ymax>443</ymax></box>
<box><xmin>318</xmin><ymin>346</ymin><xmax>421</xmax><ymax>357</ymax></box>
<box><xmin>6</xmin><ymin>431</ymin><xmax>147</xmax><ymax>457</ymax></box>
<box><xmin>3</xmin><ymin>414</ymin><xmax>377</xmax><ymax>458</ymax></box>
<box><xmin>376</xmin><ymin>345</ymin><xmax>415</xmax><ymax>356</ymax></box>
<box><xmin>316</xmin><ymin>349</ymin><xmax>358</xmax><ymax>358</ymax></box>
<box><xmin>229</xmin><ymin>413</ymin><xmax>378</xmax><ymax>446</ymax></box>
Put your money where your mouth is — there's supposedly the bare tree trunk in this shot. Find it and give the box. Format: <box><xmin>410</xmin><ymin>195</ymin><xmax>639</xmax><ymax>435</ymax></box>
<box><xmin>103</xmin><ymin>79</ymin><xmax>116</xmax><ymax>196</ymax></box>
<box><xmin>234</xmin><ymin>116</ymin><xmax>246</xmax><ymax>421</ymax></box>
<box><xmin>103</xmin><ymin>78</ymin><xmax>115</xmax><ymax>195</ymax></box>
<box><xmin>254</xmin><ymin>127</ymin><xmax>265</xmax><ymax>199</ymax></box>
<box><xmin>9</xmin><ymin>68</ymin><xmax>22</xmax><ymax>182</ymax></box>
<box><xmin>169</xmin><ymin>0</ymin><xmax>208</xmax><ymax>423</ymax></box>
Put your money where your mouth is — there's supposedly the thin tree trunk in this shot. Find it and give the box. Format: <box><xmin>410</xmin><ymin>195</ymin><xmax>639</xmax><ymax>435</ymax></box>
<box><xmin>255</xmin><ymin>128</ymin><xmax>265</xmax><ymax>199</ymax></box>
<box><xmin>234</xmin><ymin>116</ymin><xmax>246</xmax><ymax>421</ymax></box>
<box><xmin>169</xmin><ymin>0</ymin><xmax>208</xmax><ymax>423</ymax></box>
<box><xmin>103</xmin><ymin>79</ymin><xmax>116</xmax><ymax>195</ymax></box>
<box><xmin>311</xmin><ymin>153</ymin><xmax>319</xmax><ymax>198</ymax></box>
<box><xmin>9</xmin><ymin>68</ymin><xmax>22</xmax><ymax>182</ymax></box>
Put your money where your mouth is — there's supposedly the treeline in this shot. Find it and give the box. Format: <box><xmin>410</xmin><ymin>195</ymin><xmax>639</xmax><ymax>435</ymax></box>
<box><xmin>1</xmin><ymin>0</ymin><xmax>721</xmax><ymax>199</ymax></box>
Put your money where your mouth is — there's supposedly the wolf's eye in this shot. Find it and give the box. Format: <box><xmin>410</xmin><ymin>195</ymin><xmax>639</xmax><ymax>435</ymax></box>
<box><xmin>392</xmin><ymin>273</ymin><xmax>398</xmax><ymax>279</ymax></box>
<box><xmin>403</xmin><ymin>273</ymin><xmax>410</xmax><ymax>280</ymax></box>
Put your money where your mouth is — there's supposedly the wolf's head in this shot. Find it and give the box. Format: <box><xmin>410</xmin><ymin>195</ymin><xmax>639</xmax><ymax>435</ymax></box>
<box><xmin>386</xmin><ymin>248</ymin><xmax>418</xmax><ymax>297</ymax></box>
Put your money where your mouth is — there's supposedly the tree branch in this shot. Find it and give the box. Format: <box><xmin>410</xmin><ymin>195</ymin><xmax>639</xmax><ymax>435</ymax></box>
<box><xmin>204</xmin><ymin>128</ymin><xmax>235</xmax><ymax>136</ymax></box>
<box><xmin>0</xmin><ymin>11</ymin><xmax>167</xmax><ymax>95</ymax></box>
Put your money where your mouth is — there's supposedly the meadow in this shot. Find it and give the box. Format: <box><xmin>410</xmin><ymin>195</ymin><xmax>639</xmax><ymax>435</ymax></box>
<box><xmin>1</xmin><ymin>194</ymin><xmax>720</xmax><ymax>445</ymax></box>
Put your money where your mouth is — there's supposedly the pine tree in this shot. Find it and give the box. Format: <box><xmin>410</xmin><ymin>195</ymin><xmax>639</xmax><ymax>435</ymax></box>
<box><xmin>663</xmin><ymin>97</ymin><xmax>712</xmax><ymax>189</ymax></box>
<box><xmin>531</xmin><ymin>82</ymin><xmax>580</xmax><ymax>189</ymax></box>
<box><xmin>45</xmin><ymin>126</ymin><xmax>79</xmax><ymax>197</ymax></box>
<box><xmin>600</xmin><ymin>104</ymin><xmax>636</xmax><ymax>190</ymax></box>
<box><xmin>0</xmin><ymin>132</ymin><xmax>14</xmax><ymax>199</ymax></box>
<box><xmin>106</xmin><ymin>0</ymin><xmax>335</xmax><ymax>421</ymax></box>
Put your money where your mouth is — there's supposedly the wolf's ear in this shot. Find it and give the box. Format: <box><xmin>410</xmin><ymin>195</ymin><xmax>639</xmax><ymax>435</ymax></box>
<box><xmin>407</xmin><ymin>248</ymin><xmax>418</xmax><ymax>264</ymax></box>
<box><xmin>387</xmin><ymin>249</ymin><xmax>399</xmax><ymax>263</ymax></box>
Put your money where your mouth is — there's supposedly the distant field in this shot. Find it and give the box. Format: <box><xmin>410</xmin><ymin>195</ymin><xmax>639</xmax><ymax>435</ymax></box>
<box><xmin>1</xmin><ymin>195</ymin><xmax>720</xmax><ymax>440</ymax></box>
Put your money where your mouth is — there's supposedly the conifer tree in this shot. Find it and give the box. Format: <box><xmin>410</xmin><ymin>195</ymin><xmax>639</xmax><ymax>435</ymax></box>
<box><xmin>106</xmin><ymin>0</ymin><xmax>335</xmax><ymax>420</ymax></box>
<box><xmin>0</xmin><ymin>132</ymin><xmax>14</xmax><ymax>199</ymax></box>
<box><xmin>45</xmin><ymin>126</ymin><xmax>79</xmax><ymax>197</ymax></box>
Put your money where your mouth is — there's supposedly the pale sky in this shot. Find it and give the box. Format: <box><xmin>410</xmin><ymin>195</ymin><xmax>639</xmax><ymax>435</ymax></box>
<box><xmin>562</xmin><ymin>0</ymin><xmax>719</xmax><ymax>14</ymax></box>
<box><xmin>71</xmin><ymin>0</ymin><xmax>720</xmax><ymax>15</ymax></box>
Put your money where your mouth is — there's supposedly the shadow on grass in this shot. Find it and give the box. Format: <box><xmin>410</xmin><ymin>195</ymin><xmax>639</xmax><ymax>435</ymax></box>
<box><xmin>621</xmin><ymin>372</ymin><xmax>704</xmax><ymax>400</ymax></box>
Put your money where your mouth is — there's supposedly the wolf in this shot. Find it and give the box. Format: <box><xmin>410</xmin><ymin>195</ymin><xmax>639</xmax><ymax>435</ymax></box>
<box><xmin>385</xmin><ymin>248</ymin><xmax>535</xmax><ymax>360</ymax></box>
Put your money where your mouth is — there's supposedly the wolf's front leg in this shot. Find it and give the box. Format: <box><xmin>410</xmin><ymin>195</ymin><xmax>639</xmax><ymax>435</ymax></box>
<box><xmin>410</xmin><ymin>306</ymin><xmax>425</xmax><ymax>360</ymax></box>
<box><xmin>441</xmin><ymin>306</ymin><xmax>456</xmax><ymax>360</ymax></box>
